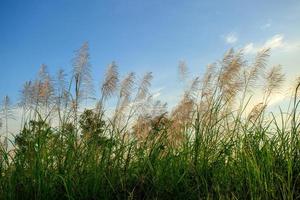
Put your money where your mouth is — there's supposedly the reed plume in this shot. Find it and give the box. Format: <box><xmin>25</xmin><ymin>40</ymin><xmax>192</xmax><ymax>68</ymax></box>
<box><xmin>247</xmin><ymin>102</ymin><xmax>266</xmax><ymax>123</ymax></box>
<box><xmin>56</xmin><ymin>69</ymin><xmax>68</xmax><ymax>97</ymax></box>
<box><xmin>72</xmin><ymin>42</ymin><xmax>94</xmax><ymax>124</ymax></box>
<box><xmin>218</xmin><ymin>49</ymin><xmax>244</xmax><ymax>101</ymax></box>
<box><xmin>1</xmin><ymin>95</ymin><xmax>14</xmax><ymax>150</ymax></box>
<box><xmin>185</xmin><ymin>77</ymin><xmax>201</xmax><ymax>101</ymax></box>
<box><xmin>120</xmin><ymin>72</ymin><xmax>135</xmax><ymax>99</ymax></box>
<box><xmin>37</xmin><ymin>65</ymin><xmax>54</xmax><ymax>108</ymax></box>
<box><xmin>127</xmin><ymin>73</ymin><xmax>154</xmax><ymax>128</ymax></box>
<box><xmin>101</xmin><ymin>61</ymin><xmax>119</xmax><ymax>100</ymax></box>
<box><xmin>247</xmin><ymin>48</ymin><xmax>270</xmax><ymax>86</ymax></box>
<box><xmin>19</xmin><ymin>81</ymin><xmax>33</xmax><ymax>109</ymax></box>
<box><xmin>264</xmin><ymin>65</ymin><xmax>285</xmax><ymax>99</ymax></box>
<box><xmin>200</xmin><ymin>63</ymin><xmax>216</xmax><ymax>99</ymax></box>
<box><xmin>171</xmin><ymin>95</ymin><xmax>194</xmax><ymax>127</ymax></box>
<box><xmin>113</xmin><ymin>72</ymin><xmax>135</xmax><ymax>126</ymax></box>
<box><xmin>178</xmin><ymin>60</ymin><xmax>188</xmax><ymax>81</ymax></box>
<box><xmin>136</xmin><ymin>72</ymin><xmax>153</xmax><ymax>101</ymax></box>
<box><xmin>168</xmin><ymin>95</ymin><xmax>194</xmax><ymax>146</ymax></box>
<box><xmin>151</xmin><ymin>100</ymin><xmax>167</xmax><ymax>118</ymax></box>
<box><xmin>55</xmin><ymin>69</ymin><xmax>70</xmax><ymax>124</ymax></box>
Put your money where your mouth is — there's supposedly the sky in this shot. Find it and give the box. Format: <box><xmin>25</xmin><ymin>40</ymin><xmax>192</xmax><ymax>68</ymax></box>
<box><xmin>0</xmin><ymin>0</ymin><xmax>300</xmax><ymax>108</ymax></box>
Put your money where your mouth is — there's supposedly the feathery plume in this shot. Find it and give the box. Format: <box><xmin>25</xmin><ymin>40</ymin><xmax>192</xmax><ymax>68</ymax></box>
<box><xmin>185</xmin><ymin>77</ymin><xmax>201</xmax><ymax>100</ymax></box>
<box><xmin>1</xmin><ymin>95</ymin><xmax>14</xmax><ymax>150</ymax></box>
<box><xmin>39</xmin><ymin>65</ymin><xmax>54</xmax><ymax>106</ymax></box>
<box><xmin>56</xmin><ymin>69</ymin><xmax>68</xmax><ymax>94</ymax></box>
<box><xmin>201</xmin><ymin>63</ymin><xmax>216</xmax><ymax>98</ymax></box>
<box><xmin>55</xmin><ymin>69</ymin><xmax>70</xmax><ymax>107</ymax></box>
<box><xmin>1</xmin><ymin>96</ymin><xmax>14</xmax><ymax>119</ymax></box>
<box><xmin>113</xmin><ymin>72</ymin><xmax>135</xmax><ymax>125</ymax></box>
<box><xmin>120</xmin><ymin>72</ymin><xmax>135</xmax><ymax>98</ymax></box>
<box><xmin>101</xmin><ymin>61</ymin><xmax>119</xmax><ymax>99</ymax></box>
<box><xmin>27</xmin><ymin>64</ymin><xmax>55</xmax><ymax>117</ymax></box>
<box><xmin>178</xmin><ymin>60</ymin><xmax>188</xmax><ymax>81</ymax></box>
<box><xmin>55</xmin><ymin>69</ymin><xmax>70</xmax><ymax>123</ymax></box>
<box><xmin>264</xmin><ymin>65</ymin><xmax>285</xmax><ymax>96</ymax></box>
<box><xmin>171</xmin><ymin>95</ymin><xmax>194</xmax><ymax>125</ymax></box>
<box><xmin>151</xmin><ymin>100</ymin><xmax>168</xmax><ymax>117</ymax></box>
<box><xmin>247</xmin><ymin>48</ymin><xmax>270</xmax><ymax>87</ymax></box>
<box><xmin>221</xmin><ymin>48</ymin><xmax>235</xmax><ymax>67</ymax></box>
<box><xmin>247</xmin><ymin>102</ymin><xmax>266</xmax><ymax>123</ymax></box>
<box><xmin>19</xmin><ymin>81</ymin><xmax>33</xmax><ymax>109</ymax></box>
<box><xmin>136</xmin><ymin>72</ymin><xmax>153</xmax><ymax>100</ymax></box>
<box><xmin>219</xmin><ymin>49</ymin><xmax>244</xmax><ymax>100</ymax></box>
<box><xmin>72</xmin><ymin>42</ymin><xmax>94</xmax><ymax>105</ymax></box>
<box><xmin>72</xmin><ymin>42</ymin><xmax>94</xmax><ymax>125</ymax></box>
<box><xmin>38</xmin><ymin>64</ymin><xmax>49</xmax><ymax>81</ymax></box>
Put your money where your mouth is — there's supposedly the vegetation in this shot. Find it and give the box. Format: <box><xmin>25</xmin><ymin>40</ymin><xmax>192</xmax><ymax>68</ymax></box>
<box><xmin>1</xmin><ymin>43</ymin><xmax>300</xmax><ymax>199</ymax></box>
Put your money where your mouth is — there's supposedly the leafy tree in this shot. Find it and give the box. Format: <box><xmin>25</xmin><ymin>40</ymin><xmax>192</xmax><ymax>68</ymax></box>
<box><xmin>79</xmin><ymin>109</ymin><xmax>107</xmax><ymax>145</ymax></box>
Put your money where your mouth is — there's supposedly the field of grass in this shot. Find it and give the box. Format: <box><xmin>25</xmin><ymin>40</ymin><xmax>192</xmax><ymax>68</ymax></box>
<box><xmin>1</xmin><ymin>44</ymin><xmax>300</xmax><ymax>199</ymax></box>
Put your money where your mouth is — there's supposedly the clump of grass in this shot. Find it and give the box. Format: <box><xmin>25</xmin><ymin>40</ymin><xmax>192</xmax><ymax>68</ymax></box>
<box><xmin>1</xmin><ymin>44</ymin><xmax>300</xmax><ymax>199</ymax></box>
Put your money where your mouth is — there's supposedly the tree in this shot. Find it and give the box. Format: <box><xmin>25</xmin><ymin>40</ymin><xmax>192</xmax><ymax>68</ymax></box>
<box><xmin>79</xmin><ymin>109</ymin><xmax>106</xmax><ymax>145</ymax></box>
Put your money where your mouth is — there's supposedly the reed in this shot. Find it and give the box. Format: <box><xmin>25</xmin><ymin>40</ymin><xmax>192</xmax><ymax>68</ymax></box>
<box><xmin>0</xmin><ymin>43</ymin><xmax>300</xmax><ymax>199</ymax></box>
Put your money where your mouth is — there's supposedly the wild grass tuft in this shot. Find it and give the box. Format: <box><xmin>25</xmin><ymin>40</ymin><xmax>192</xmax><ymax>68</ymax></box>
<box><xmin>1</xmin><ymin>44</ymin><xmax>300</xmax><ymax>199</ymax></box>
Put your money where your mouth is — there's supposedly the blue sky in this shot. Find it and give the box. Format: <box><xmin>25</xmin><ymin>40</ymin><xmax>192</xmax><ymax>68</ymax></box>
<box><xmin>0</xmin><ymin>0</ymin><xmax>300</xmax><ymax>105</ymax></box>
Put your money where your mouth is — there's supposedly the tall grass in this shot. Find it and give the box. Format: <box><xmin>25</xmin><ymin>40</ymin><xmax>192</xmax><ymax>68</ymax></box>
<box><xmin>1</xmin><ymin>44</ymin><xmax>300</xmax><ymax>199</ymax></box>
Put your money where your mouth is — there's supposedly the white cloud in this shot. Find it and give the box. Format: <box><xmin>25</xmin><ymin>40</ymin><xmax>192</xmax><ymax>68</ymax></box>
<box><xmin>242</xmin><ymin>34</ymin><xmax>300</xmax><ymax>110</ymax></box>
<box><xmin>261</xmin><ymin>23</ymin><xmax>271</xmax><ymax>30</ymax></box>
<box><xmin>153</xmin><ymin>92</ymin><xmax>161</xmax><ymax>99</ymax></box>
<box><xmin>264</xmin><ymin>34</ymin><xmax>284</xmax><ymax>49</ymax></box>
<box><xmin>243</xmin><ymin>34</ymin><xmax>286</xmax><ymax>54</ymax></box>
<box><xmin>225</xmin><ymin>32</ymin><xmax>238</xmax><ymax>44</ymax></box>
<box><xmin>243</xmin><ymin>43</ymin><xmax>255</xmax><ymax>54</ymax></box>
<box><xmin>152</xmin><ymin>87</ymin><xmax>164</xmax><ymax>99</ymax></box>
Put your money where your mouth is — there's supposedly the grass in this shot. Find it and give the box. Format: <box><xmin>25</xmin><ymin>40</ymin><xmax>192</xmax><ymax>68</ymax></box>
<box><xmin>1</xmin><ymin>45</ymin><xmax>300</xmax><ymax>199</ymax></box>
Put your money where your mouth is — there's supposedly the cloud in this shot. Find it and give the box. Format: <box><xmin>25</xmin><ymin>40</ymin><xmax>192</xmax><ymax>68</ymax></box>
<box><xmin>264</xmin><ymin>34</ymin><xmax>285</xmax><ymax>49</ymax></box>
<box><xmin>152</xmin><ymin>87</ymin><xmax>164</xmax><ymax>99</ymax></box>
<box><xmin>152</xmin><ymin>91</ymin><xmax>161</xmax><ymax>99</ymax></box>
<box><xmin>261</xmin><ymin>23</ymin><xmax>271</xmax><ymax>30</ymax></box>
<box><xmin>243</xmin><ymin>34</ymin><xmax>286</xmax><ymax>54</ymax></box>
<box><xmin>243</xmin><ymin>43</ymin><xmax>255</xmax><ymax>54</ymax></box>
<box><xmin>224</xmin><ymin>32</ymin><xmax>238</xmax><ymax>44</ymax></box>
<box><xmin>242</xmin><ymin>34</ymin><xmax>300</xmax><ymax>111</ymax></box>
